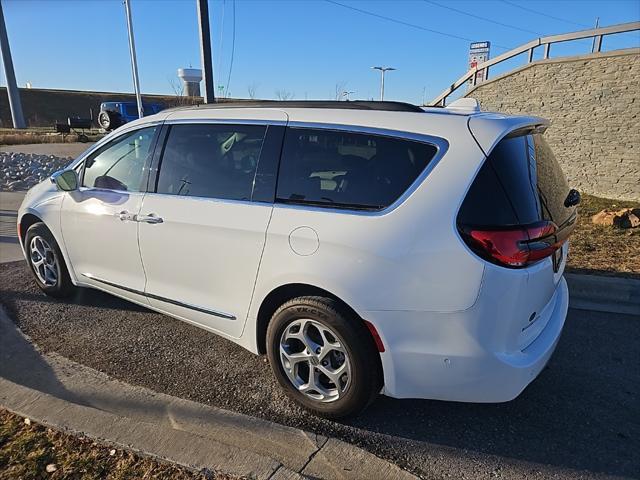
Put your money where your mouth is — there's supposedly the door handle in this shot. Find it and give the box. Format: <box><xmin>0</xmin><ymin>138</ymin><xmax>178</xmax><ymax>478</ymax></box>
<box><xmin>115</xmin><ymin>210</ymin><xmax>135</xmax><ymax>222</ymax></box>
<box><xmin>137</xmin><ymin>213</ymin><xmax>164</xmax><ymax>224</ymax></box>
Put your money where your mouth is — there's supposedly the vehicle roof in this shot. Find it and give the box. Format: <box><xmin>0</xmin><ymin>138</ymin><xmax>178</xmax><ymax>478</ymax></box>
<box><xmin>129</xmin><ymin>101</ymin><xmax>548</xmax><ymax>148</ymax></box>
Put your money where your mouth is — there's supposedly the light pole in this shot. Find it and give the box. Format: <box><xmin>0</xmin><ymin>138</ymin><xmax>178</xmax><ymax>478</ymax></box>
<box><xmin>371</xmin><ymin>66</ymin><xmax>395</xmax><ymax>101</ymax></box>
<box><xmin>0</xmin><ymin>1</ymin><xmax>25</xmax><ymax>128</ymax></box>
<box><xmin>197</xmin><ymin>0</ymin><xmax>215</xmax><ymax>103</ymax></box>
<box><xmin>341</xmin><ymin>91</ymin><xmax>355</xmax><ymax>101</ymax></box>
<box><xmin>123</xmin><ymin>0</ymin><xmax>143</xmax><ymax>118</ymax></box>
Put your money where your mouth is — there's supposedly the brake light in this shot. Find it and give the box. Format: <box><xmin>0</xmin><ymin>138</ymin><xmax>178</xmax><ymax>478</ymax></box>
<box><xmin>461</xmin><ymin>221</ymin><xmax>564</xmax><ymax>268</ymax></box>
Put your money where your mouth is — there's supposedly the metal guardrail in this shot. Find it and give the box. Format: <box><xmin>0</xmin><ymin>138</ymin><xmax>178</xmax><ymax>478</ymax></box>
<box><xmin>429</xmin><ymin>21</ymin><xmax>640</xmax><ymax>107</ymax></box>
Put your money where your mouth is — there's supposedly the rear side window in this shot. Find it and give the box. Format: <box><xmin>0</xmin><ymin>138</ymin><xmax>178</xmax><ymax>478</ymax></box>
<box><xmin>276</xmin><ymin>128</ymin><xmax>438</xmax><ymax>210</ymax></box>
<box><xmin>156</xmin><ymin>124</ymin><xmax>267</xmax><ymax>200</ymax></box>
<box><xmin>458</xmin><ymin>132</ymin><xmax>574</xmax><ymax>228</ymax></box>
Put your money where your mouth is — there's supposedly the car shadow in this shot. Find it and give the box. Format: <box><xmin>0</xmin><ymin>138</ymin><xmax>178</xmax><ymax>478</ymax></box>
<box><xmin>0</xmin><ymin>305</ymin><xmax>87</xmax><ymax>407</ymax></box>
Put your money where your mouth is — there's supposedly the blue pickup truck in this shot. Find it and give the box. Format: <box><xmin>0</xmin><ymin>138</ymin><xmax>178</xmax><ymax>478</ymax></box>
<box><xmin>97</xmin><ymin>101</ymin><xmax>164</xmax><ymax>131</ymax></box>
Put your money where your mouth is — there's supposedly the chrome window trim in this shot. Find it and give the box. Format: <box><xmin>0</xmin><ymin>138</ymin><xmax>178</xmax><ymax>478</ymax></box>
<box><xmin>81</xmin><ymin>273</ymin><xmax>237</xmax><ymax>320</ymax></box>
<box><xmin>276</xmin><ymin>122</ymin><xmax>450</xmax><ymax>217</ymax></box>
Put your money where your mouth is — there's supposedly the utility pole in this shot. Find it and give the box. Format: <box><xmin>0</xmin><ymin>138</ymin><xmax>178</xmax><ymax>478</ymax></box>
<box><xmin>123</xmin><ymin>0</ymin><xmax>143</xmax><ymax>118</ymax></box>
<box><xmin>197</xmin><ymin>0</ymin><xmax>215</xmax><ymax>103</ymax></box>
<box><xmin>371</xmin><ymin>66</ymin><xmax>396</xmax><ymax>101</ymax></box>
<box><xmin>0</xmin><ymin>1</ymin><xmax>25</xmax><ymax>129</ymax></box>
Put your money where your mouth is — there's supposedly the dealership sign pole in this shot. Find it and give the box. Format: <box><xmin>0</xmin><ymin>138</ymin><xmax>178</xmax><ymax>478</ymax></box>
<box><xmin>468</xmin><ymin>41</ymin><xmax>491</xmax><ymax>89</ymax></box>
<box><xmin>0</xmin><ymin>0</ymin><xmax>26</xmax><ymax>129</ymax></box>
<box><xmin>124</xmin><ymin>0</ymin><xmax>144</xmax><ymax>118</ymax></box>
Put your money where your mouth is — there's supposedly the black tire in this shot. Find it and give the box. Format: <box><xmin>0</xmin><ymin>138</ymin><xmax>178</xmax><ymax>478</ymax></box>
<box><xmin>24</xmin><ymin>223</ymin><xmax>75</xmax><ymax>298</ymax></box>
<box><xmin>266</xmin><ymin>296</ymin><xmax>382</xmax><ymax>418</ymax></box>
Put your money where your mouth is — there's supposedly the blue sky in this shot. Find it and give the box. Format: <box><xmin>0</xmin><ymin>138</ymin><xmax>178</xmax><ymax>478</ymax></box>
<box><xmin>2</xmin><ymin>0</ymin><xmax>639</xmax><ymax>104</ymax></box>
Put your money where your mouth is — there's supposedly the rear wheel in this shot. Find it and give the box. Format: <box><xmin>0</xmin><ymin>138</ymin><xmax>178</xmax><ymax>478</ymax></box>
<box><xmin>24</xmin><ymin>223</ymin><xmax>75</xmax><ymax>298</ymax></box>
<box><xmin>266</xmin><ymin>296</ymin><xmax>382</xmax><ymax>418</ymax></box>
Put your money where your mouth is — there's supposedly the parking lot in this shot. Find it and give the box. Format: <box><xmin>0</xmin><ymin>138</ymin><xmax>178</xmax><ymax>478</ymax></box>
<box><xmin>0</xmin><ymin>260</ymin><xmax>638</xmax><ymax>479</ymax></box>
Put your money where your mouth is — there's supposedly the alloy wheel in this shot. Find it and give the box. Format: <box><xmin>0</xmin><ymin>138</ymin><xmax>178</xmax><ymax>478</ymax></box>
<box><xmin>29</xmin><ymin>235</ymin><xmax>58</xmax><ymax>286</ymax></box>
<box><xmin>279</xmin><ymin>318</ymin><xmax>352</xmax><ymax>403</ymax></box>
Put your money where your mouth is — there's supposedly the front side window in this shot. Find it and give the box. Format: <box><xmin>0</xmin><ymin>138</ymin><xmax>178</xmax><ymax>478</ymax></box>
<box><xmin>276</xmin><ymin>128</ymin><xmax>438</xmax><ymax>210</ymax></box>
<box><xmin>83</xmin><ymin>126</ymin><xmax>157</xmax><ymax>191</ymax></box>
<box><xmin>156</xmin><ymin>124</ymin><xmax>267</xmax><ymax>200</ymax></box>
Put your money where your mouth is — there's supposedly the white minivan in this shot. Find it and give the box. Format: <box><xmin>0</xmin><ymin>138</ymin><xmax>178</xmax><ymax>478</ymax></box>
<box><xmin>18</xmin><ymin>100</ymin><xmax>578</xmax><ymax>418</ymax></box>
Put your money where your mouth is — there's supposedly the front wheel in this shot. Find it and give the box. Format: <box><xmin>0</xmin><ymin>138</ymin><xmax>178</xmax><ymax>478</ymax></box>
<box><xmin>266</xmin><ymin>296</ymin><xmax>382</xmax><ymax>418</ymax></box>
<box><xmin>24</xmin><ymin>223</ymin><xmax>75</xmax><ymax>298</ymax></box>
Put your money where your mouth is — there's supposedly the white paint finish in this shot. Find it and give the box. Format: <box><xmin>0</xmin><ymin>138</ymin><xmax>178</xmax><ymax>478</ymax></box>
<box><xmin>369</xmin><ymin>278</ymin><xmax>568</xmax><ymax>400</ymax></box>
<box><xmin>165</xmin><ymin>107</ymin><xmax>289</xmax><ymax>124</ymax></box>
<box><xmin>60</xmin><ymin>189</ymin><xmax>148</xmax><ymax>301</ymax></box>
<box><xmin>467</xmin><ymin>113</ymin><xmax>549</xmax><ymax>154</ymax></box>
<box><xmin>137</xmin><ymin>194</ymin><xmax>272</xmax><ymax>338</ymax></box>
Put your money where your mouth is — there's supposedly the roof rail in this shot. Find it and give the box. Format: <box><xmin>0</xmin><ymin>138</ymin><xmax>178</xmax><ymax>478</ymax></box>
<box><xmin>164</xmin><ymin>100</ymin><xmax>426</xmax><ymax>113</ymax></box>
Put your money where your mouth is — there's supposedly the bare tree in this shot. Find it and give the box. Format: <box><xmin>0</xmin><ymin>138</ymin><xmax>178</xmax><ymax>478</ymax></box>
<box><xmin>247</xmin><ymin>82</ymin><xmax>259</xmax><ymax>99</ymax></box>
<box><xmin>275</xmin><ymin>89</ymin><xmax>294</xmax><ymax>101</ymax></box>
<box><xmin>334</xmin><ymin>81</ymin><xmax>348</xmax><ymax>100</ymax></box>
<box><xmin>168</xmin><ymin>77</ymin><xmax>199</xmax><ymax>107</ymax></box>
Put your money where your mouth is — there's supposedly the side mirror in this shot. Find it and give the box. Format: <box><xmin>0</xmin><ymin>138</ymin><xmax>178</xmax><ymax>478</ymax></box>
<box><xmin>51</xmin><ymin>170</ymin><xmax>79</xmax><ymax>191</ymax></box>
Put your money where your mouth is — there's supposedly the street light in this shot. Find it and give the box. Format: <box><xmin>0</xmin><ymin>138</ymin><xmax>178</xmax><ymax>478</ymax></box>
<box><xmin>371</xmin><ymin>66</ymin><xmax>396</xmax><ymax>101</ymax></box>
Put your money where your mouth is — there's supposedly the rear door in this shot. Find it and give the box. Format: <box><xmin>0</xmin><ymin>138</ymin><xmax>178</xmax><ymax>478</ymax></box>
<box><xmin>137</xmin><ymin>116</ymin><xmax>286</xmax><ymax>337</ymax></box>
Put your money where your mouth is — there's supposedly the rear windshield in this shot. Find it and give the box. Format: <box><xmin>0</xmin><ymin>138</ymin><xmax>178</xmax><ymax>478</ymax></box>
<box><xmin>458</xmin><ymin>132</ymin><xmax>574</xmax><ymax>228</ymax></box>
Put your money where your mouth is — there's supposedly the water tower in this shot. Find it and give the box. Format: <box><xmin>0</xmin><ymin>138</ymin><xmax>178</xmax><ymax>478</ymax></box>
<box><xmin>177</xmin><ymin>68</ymin><xmax>203</xmax><ymax>97</ymax></box>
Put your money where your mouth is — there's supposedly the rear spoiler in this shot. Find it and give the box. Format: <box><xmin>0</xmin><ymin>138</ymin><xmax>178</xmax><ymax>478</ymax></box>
<box><xmin>468</xmin><ymin>113</ymin><xmax>550</xmax><ymax>156</ymax></box>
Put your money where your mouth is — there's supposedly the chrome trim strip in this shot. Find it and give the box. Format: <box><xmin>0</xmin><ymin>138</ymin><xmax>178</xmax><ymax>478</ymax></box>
<box><xmin>81</xmin><ymin>273</ymin><xmax>236</xmax><ymax>320</ymax></box>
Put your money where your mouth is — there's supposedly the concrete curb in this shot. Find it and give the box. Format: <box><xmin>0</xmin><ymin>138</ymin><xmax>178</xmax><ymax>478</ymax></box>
<box><xmin>0</xmin><ymin>308</ymin><xmax>417</xmax><ymax>480</ymax></box>
<box><xmin>566</xmin><ymin>273</ymin><xmax>640</xmax><ymax>316</ymax></box>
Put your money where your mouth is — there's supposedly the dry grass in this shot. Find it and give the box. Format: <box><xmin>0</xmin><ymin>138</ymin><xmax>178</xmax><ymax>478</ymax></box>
<box><xmin>0</xmin><ymin>409</ymin><xmax>239</xmax><ymax>480</ymax></box>
<box><xmin>567</xmin><ymin>193</ymin><xmax>640</xmax><ymax>279</ymax></box>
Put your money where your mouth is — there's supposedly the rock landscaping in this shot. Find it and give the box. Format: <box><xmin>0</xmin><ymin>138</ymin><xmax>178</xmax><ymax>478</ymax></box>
<box><xmin>1</xmin><ymin>152</ymin><xmax>72</xmax><ymax>191</ymax></box>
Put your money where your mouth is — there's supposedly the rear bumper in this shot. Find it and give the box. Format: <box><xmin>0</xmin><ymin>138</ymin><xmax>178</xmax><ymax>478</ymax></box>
<box><xmin>367</xmin><ymin>276</ymin><xmax>569</xmax><ymax>402</ymax></box>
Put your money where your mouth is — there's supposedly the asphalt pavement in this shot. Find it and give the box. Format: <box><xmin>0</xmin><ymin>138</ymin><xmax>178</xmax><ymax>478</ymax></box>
<box><xmin>0</xmin><ymin>260</ymin><xmax>638</xmax><ymax>479</ymax></box>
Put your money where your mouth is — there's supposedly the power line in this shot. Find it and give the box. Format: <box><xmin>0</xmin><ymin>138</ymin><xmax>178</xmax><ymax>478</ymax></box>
<box><xmin>422</xmin><ymin>0</ymin><xmax>541</xmax><ymax>36</ymax></box>
<box><xmin>499</xmin><ymin>0</ymin><xmax>590</xmax><ymax>28</ymax></box>
<box><xmin>225</xmin><ymin>0</ymin><xmax>236</xmax><ymax>98</ymax></box>
<box><xmin>324</xmin><ymin>0</ymin><xmax>512</xmax><ymax>50</ymax></box>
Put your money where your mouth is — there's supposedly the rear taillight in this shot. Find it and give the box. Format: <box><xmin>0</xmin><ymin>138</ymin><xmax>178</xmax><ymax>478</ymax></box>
<box><xmin>460</xmin><ymin>221</ymin><xmax>564</xmax><ymax>268</ymax></box>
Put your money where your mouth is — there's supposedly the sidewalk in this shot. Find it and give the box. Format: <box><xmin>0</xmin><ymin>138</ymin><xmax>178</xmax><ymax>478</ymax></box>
<box><xmin>0</xmin><ymin>307</ymin><xmax>416</xmax><ymax>480</ymax></box>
